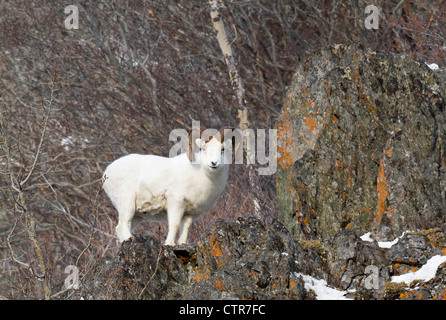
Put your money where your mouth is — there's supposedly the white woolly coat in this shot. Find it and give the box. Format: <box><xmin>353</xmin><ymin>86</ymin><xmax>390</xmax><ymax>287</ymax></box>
<box><xmin>103</xmin><ymin>153</ymin><xmax>228</xmax><ymax>226</ymax></box>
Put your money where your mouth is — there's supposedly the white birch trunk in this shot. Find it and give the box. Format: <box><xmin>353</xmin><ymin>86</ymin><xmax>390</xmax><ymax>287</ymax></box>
<box><xmin>208</xmin><ymin>0</ymin><xmax>261</xmax><ymax>219</ymax></box>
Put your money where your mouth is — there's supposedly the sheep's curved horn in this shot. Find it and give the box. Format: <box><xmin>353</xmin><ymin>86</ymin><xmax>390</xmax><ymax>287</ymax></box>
<box><xmin>187</xmin><ymin>126</ymin><xmax>206</xmax><ymax>162</ymax></box>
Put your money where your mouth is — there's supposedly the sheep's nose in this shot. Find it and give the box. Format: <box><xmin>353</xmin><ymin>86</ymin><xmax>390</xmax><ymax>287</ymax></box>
<box><xmin>211</xmin><ymin>161</ymin><xmax>218</xmax><ymax>167</ymax></box>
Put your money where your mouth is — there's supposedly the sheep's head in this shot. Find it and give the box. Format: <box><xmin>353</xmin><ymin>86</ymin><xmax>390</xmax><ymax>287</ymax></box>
<box><xmin>195</xmin><ymin>137</ymin><xmax>228</xmax><ymax>173</ymax></box>
<box><xmin>187</xmin><ymin>127</ymin><xmax>235</xmax><ymax>173</ymax></box>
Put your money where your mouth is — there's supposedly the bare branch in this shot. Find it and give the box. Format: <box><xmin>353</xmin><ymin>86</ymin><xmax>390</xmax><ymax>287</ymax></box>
<box><xmin>20</xmin><ymin>77</ymin><xmax>54</xmax><ymax>188</ymax></box>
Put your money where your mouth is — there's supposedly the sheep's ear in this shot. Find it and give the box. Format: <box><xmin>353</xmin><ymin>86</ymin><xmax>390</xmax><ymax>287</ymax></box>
<box><xmin>195</xmin><ymin>138</ymin><xmax>206</xmax><ymax>149</ymax></box>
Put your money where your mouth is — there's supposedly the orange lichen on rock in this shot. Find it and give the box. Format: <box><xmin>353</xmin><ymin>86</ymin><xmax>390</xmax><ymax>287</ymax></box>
<box><xmin>353</xmin><ymin>69</ymin><xmax>376</xmax><ymax>113</ymax></box>
<box><xmin>277</xmin><ymin>119</ymin><xmax>294</xmax><ymax>168</ymax></box>
<box><xmin>305</xmin><ymin>117</ymin><xmax>318</xmax><ymax>132</ymax></box>
<box><xmin>374</xmin><ymin>150</ymin><xmax>395</xmax><ymax>229</ymax></box>
<box><xmin>400</xmin><ymin>290</ymin><xmax>424</xmax><ymax>300</ymax></box>
<box><xmin>209</xmin><ymin>234</ymin><xmax>225</xmax><ymax>268</ymax></box>
<box><xmin>376</xmin><ymin>163</ymin><xmax>388</xmax><ymax>219</ymax></box>
<box><xmin>192</xmin><ymin>266</ymin><xmax>211</xmax><ymax>282</ymax></box>
<box><xmin>434</xmin><ymin>288</ymin><xmax>446</xmax><ymax>300</ymax></box>
<box><xmin>213</xmin><ymin>278</ymin><xmax>226</xmax><ymax>291</ymax></box>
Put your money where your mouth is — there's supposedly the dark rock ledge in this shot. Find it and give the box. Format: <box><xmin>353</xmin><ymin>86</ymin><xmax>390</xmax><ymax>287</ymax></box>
<box><xmin>75</xmin><ymin>217</ymin><xmax>446</xmax><ymax>300</ymax></box>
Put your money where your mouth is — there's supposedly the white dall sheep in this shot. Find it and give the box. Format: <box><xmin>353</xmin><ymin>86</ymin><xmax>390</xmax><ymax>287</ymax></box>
<box><xmin>102</xmin><ymin>128</ymin><xmax>231</xmax><ymax>245</ymax></box>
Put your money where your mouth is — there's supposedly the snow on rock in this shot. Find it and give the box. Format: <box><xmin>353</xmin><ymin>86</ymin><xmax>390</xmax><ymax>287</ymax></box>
<box><xmin>377</xmin><ymin>233</ymin><xmax>407</xmax><ymax>249</ymax></box>
<box><xmin>360</xmin><ymin>232</ymin><xmax>374</xmax><ymax>243</ymax></box>
<box><xmin>425</xmin><ymin>62</ymin><xmax>440</xmax><ymax>70</ymax></box>
<box><xmin>295</xmin><ymin>273</ymin><xmax>352</xmax><ymax>300</ymax></box>
<box><xmin>360</xmin><ymin>231</ymin><xmax>407</xmax><ymax>248</ymax></box>
<box><xmin>391</xmin><ymin>255</ymin><xmax>446</xmax><ymax>285</ymax></box>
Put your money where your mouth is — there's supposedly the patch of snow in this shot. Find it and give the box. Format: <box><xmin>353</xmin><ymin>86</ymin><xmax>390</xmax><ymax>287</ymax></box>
<box><xmin>61</xmin><ymin>136</ymin><xmax>74</xmax><ymax>151</ymax></box>
<box><xmin>360</xmin><ymin>232</ymin><xmax>374</xmax><ymax>242</ymax></box>
<box><xmin>378</xmin><ymin>232</ymin><xmax>414</xmax><ymax>248</ymax></box>
<box><xmin>377</xmin><ymin>237</ymin><xmax>401</xmax><ymax>249</ymax></box>
<box><xmin>61</xmin><ymin>135</ymin><xmax>90</xmax><ymax>151</ymax></box>
<box><xmin>391</xmin><ymin>255</ymin><xmax>446</xmax><ymax>285</ymax></box>
<box><xmin>360</xmin><ymin>231</ymin><xmax>408</xmax><ymax>248</ymax></box>
<box><xmin>425</xmin><ymin>62</ymin><xmax>439</xmax><ymax>70</ymax></box>
<box><xmin>295</xmin><ymin>273</ymin><xmax>352</xmax><ymax>300</ymax></box>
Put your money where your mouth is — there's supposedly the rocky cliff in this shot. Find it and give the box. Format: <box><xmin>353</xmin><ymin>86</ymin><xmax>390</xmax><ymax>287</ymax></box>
<box><xmin>80</xmin><ymin>217</ymin><xmax>446</xmax><ymax>300</ymax></box>
<box><xmin>277</xmin><ymin>44</ymin><xmax>446</xmax><ymax>241</ymax></box>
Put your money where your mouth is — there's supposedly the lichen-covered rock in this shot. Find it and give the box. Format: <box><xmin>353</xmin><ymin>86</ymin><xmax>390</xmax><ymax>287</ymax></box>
<box><xmin>87</xmin><ymin>217</ymin><xmax>325</xmax><ymax>300</ymax></box>
<box><xmin>182</xmin><ymin>218</ymin><xmax>310</xmax><ymax>300</ymax></box>
<box><xmin>92</xmin><ymin>236</ymin><xmax>189</xmax><ymax>299</ymax></box>
<box><xmin>397</xmin><ymin>261</ymin><xmax>446</xmax><ymax>300</ymax></box>
<box><xmin>75</xmin><ymin>218</ymin><xmax>446</xmax><ymax>300</ymax></box>
<box><xmin>277</xmin><ymin>44</ymin><xmax>446</xmax><ymax>241</ymax></box>
<box><xmin>389</xmin><ymin>228</ymin><xmax>446</xmax><ymax>275</ymax></box>
<box><xmin>326</xmin><ymin>230</ymin><xmax>391</xmax><ymax>299</ymax></box>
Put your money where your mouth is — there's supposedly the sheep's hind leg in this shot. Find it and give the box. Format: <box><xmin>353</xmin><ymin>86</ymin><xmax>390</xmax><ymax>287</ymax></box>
<box><xmin>178</xmin><ymin>215</ymin><xmax>193</xmax><ymax>244</ymax></box>
<box><xmin>115</xmin><ymin>204</ymin><xmax>136</xmax><ymax>243</ymax></box>
<box><xmin>116</xmin><ymin>220</ymin><xmax>132</xmax><ymax>243</ymax></box>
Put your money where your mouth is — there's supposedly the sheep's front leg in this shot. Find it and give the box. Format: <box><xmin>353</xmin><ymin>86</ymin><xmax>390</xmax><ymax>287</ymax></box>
<box><xmin>178</xmin><ymin>215</ymin><xmax>193</xmax><ymax>244</ymax></box>
<box><xmin>165</xmin><ymin>200</ymin><xmax>185</xmax><ymax>246</ymax></box>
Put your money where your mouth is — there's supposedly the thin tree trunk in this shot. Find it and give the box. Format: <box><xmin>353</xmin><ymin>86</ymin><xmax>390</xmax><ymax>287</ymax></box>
<box><xmin>209</xmin><ymin>0</ymin><xmax>261</xmax><ymax>218</ymax></box>
<box><xmin>209</xmin><ymin>0</ymin><xmax>246</xmax><ymax>112</ymax></box>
